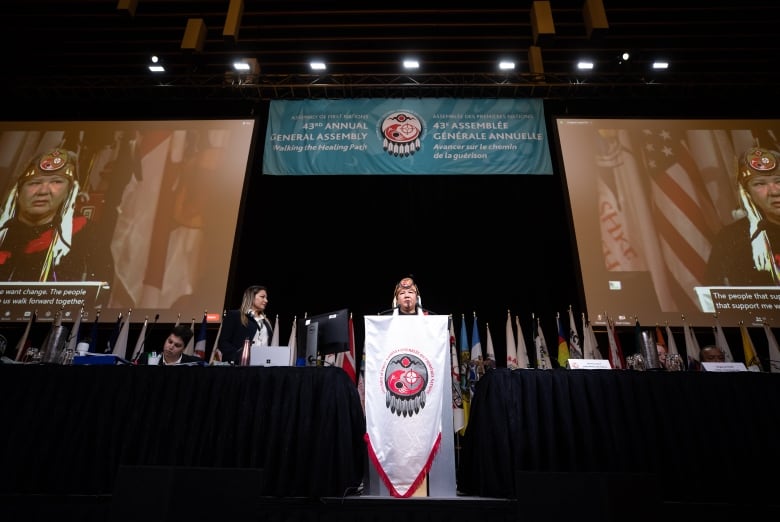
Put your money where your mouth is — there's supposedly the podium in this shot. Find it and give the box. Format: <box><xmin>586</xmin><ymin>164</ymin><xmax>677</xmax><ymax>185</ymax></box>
<box><xmin>363</xmin><ymin>314</ymin><xmax>457</xmax><ymax>498</ymax></box>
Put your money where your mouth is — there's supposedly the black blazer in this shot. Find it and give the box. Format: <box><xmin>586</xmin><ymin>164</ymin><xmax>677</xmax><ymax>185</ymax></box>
<box><xmin>218</xmin><ymin>309</ymin><xmax>274</xmax><ymax>364</ymax></box>
<box><xmin>136</xmin><ymin>353</ymin><xmax>204</xmax><ymax>365</ymax></box>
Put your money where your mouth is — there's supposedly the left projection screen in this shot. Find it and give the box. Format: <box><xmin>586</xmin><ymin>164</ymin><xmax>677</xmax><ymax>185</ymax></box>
<box><xmin>0</xmin><ymin>119</ymin><xmax>256</xmax><ymax>324</ymax></box>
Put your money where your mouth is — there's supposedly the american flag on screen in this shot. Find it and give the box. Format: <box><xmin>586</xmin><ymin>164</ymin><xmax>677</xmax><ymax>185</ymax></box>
<box><xmin>638</xmin><ymin>128</ymin><xmax>722</xmax><ymax>309</ymax></box>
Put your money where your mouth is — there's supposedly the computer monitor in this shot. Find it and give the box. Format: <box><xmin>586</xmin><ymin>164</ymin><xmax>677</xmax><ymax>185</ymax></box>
<box><xmin>296</xmin><ymin>308</ymin><xmax>349</xmax><ymax>365</ymax></box>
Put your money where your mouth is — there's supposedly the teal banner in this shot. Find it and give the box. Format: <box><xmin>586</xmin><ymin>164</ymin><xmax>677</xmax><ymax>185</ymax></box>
<box><xmin>262</xmin><ymin>98</ymin><xmax>553</xmax><ymax>175</ymax></box>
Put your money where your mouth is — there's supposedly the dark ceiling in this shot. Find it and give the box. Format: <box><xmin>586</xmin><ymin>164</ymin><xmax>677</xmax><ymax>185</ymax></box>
<box><xmin>2</xmin><ymin>1</ymin><xmax>780</xmax><ymax>103</ymax></box>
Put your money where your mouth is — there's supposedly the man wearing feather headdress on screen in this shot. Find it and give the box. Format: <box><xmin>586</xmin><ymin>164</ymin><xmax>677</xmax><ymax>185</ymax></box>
<box><xmin>0</xmin><ymin>148</ymin><xmax>110</xmax><ymax>282</ymax></box>
<box><xmin>707</xmin><ymin>146</ymin><xmax>780</xmax><ymax>286</ymax></box>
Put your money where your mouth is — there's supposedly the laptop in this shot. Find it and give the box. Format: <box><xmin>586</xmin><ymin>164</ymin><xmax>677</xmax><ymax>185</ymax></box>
<box><xmin>249</xmin><ymin>345</ymin><xmax>292</xmax><ymax>367</ymax></box>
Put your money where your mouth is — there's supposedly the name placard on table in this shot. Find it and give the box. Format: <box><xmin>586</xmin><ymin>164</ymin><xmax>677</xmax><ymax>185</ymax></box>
<box><xmin>701</xmin><ymin>362</ymin><xmax>747</xmax><ymax>372</ymax></box>
<box><xmin>566</xmin><ymin>359</ymin><xmax>612</xmax><ymax>370</ymax></box>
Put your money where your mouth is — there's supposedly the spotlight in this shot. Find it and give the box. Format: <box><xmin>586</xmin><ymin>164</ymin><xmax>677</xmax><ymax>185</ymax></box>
<box><xmin>148</xmin><ymin>55</ymin><xmax>165</xmax><ymax>73</ymax></box>
<box><xmin>233</xmin><ymin>58</ymin><xmax>259</xmax><ymax>74</ymax></box>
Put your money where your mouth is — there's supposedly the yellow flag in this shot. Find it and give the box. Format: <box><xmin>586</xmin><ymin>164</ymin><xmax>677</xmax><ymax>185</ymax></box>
<box><xmin>740</xmin><ymin>322</ymin><xmax>763</xmax><ymax>372</ymax></box>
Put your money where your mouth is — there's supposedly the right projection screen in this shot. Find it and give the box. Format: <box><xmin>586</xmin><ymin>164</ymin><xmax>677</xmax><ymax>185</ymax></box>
<box><xmin>556</xmin><ymin>118</ymin><xmax>780</xmax><ymax>327</ymax></box>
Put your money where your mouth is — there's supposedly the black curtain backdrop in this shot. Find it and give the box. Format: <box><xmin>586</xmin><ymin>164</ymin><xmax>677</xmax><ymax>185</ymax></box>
<box><xmin>458</xmin><ymin>368</ymin><xmax>780</xmax><ymax>503</ymax></box>
<box><xmin>0</xmin><ymin>365</ymin><xmax>366</xmax><ymax>498</ymax></box>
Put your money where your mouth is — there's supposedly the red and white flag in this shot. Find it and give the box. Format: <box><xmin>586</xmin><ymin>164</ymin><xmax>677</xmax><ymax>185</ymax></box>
<box><xmin>505</xmin><ymin>311</ymin><xmax>517</xmax><ymax>369</ymax></box>
<box><xmin>336</xmin><ymin>313</ymin><xmax>357</xmax><ymax>384</ymax></box>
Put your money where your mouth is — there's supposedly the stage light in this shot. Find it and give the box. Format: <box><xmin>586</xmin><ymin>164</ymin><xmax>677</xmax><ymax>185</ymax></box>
<box><xmin>499</xmin><ymin>61</ymin><xmax>516</xmax><ymax>71</ymax></box>
<box><xmin>233</xmin><ymin>58</ymin><xmax>259</xmax><ymax>74</ymax></box>
<box><xmin>652</xmin><ymin>61</ymin><xmax>669</xmax><ymax>70</ymax></box>
<box><xmin>148</xmin><ymin>56</ymin><xmax>165</xmax><ymax>73</ymax></box>
<box><xmin>310</xmin><ymin>61</ymin><xmax>327</xmax><ymax>71</ymax></box>
<box><xmin>403</xmin><ymin>59</ymin><xmax>420</xmax><ymax>70</ymax></box>
<box><xmin>577</xmin><ymin>61</ymin><xmax>594</xmax><ymax>70</ymax></box>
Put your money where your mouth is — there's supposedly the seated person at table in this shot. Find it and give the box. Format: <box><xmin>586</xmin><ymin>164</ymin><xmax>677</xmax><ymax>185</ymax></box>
<box><xmin>700</xmin><ymin>345</ymin><xmax>726</xmax><ymax>363</ymax></box>
<box><xmin>138</xmin><ymin>324</ymin><xmax>201</xmax><ymax>365</ymax></box>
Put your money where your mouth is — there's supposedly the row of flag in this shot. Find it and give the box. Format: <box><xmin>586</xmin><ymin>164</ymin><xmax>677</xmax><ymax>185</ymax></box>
<box><xmin>11</xmin><ymin>307</ymin><xmax>780</xmax><ymax>374</ymax></box>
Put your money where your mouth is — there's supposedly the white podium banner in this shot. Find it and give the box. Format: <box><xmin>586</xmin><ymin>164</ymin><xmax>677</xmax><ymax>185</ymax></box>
<box><xmin>364</xmin><ymin>315</ymin><xmax>448</xmax><ymax>498</ymax></box>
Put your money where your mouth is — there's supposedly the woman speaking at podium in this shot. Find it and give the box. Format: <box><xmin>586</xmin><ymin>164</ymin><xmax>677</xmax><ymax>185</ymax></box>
<box><xmin>393</xmin><ymin>276</ymin><xmax>429</xmax><ymax>316</ymax></box>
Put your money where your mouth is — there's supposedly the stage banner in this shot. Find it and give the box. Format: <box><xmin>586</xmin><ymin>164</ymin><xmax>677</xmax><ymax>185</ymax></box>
<box><xmin>364</xmin><ymin>314</ymin><xmax>449</xmax><ymax>498</ymax></box>
<box><xmin>263</xmin><ymin>98</ymin><xmax>552</xmax><ymax>175</ymax></box>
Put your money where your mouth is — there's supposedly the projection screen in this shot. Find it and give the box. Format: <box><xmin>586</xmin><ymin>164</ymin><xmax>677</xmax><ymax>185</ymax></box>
<box><xmin>0</xmin><ymin>119</ymin><xmax>256</xmax><ymax>324</ymax></box>
<box><xmin>556</xmin><ymin>118</ymin><xmax>780</xmax><ymax>327</ymax></box>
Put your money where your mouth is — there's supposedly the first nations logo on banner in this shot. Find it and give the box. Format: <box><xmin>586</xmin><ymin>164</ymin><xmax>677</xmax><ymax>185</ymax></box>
<box><xmin>381</xmin><ymin>349</ymin><xmax>434</xmax><ymax>417</ymax></box>
<box><xmin>380</xmin><ymin>111</ymin><xmax>423</xmax><ymax>157</ymax></box>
